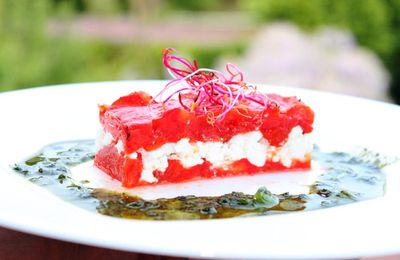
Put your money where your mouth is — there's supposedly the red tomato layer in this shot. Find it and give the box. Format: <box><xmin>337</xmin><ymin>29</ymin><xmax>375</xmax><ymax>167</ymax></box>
<box><xmin>99</xmin><ymin>91</ymin><xmax>314</xmax><ymax>153</ymax></box>
<box><xmin>94</xmin><ymin>91</ymin><xmax>314</xmax><ymax>188</ymax></box>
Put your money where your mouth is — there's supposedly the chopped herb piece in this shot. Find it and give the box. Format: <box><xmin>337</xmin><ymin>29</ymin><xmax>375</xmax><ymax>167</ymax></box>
<box><xmin>67</xmin><ymin>183</ymin><xmax>82</xmax><ymax>190</ymax></box>
<box><xmin>254</xmin><ymin>187</ymin><xmax>279</xmax><ymax>208</ymax></box>
<box><xmin>25</xmin><ymin>156</ymin><xmax>45</xmax><ymax>166</ymax></box>
<box><xmin>57</xmin><ymin>174</ymin><xmax>68</xmax><ymax>184</ymax></box>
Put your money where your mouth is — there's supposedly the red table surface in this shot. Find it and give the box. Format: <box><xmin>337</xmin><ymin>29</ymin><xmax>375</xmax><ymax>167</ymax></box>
<box><xmin>0</xmin><ymin>226</ymin><xmax>398</xmax><ymax>260</ymax></box>
<box><xmin>0</xmin><ymin>227</ymin><xmax>187</xmax><ymax>260</ymax></box>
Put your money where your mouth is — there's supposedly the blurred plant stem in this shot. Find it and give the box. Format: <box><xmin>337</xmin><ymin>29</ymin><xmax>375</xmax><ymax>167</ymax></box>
<box><xmin>130</xmin><ymin>0</ymin><xmax>162</xmax><ymax>23</ymax></box>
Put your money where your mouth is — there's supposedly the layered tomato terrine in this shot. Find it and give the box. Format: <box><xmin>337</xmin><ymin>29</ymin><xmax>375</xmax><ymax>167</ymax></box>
<box><xmin>94</xmin><ymin>48</ymin><xmax>314</xmax><ymax>187</ymax></box>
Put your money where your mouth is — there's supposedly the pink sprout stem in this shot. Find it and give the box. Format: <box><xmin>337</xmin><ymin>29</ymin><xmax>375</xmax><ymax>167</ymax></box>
<box><xmin>156</xmin><ymin>48</ymin><xmax>269</xmax><ymax>122</ymax></box>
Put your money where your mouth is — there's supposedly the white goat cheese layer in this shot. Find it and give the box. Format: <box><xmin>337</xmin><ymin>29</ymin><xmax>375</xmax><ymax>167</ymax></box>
<box><xmin>97</xmin><ymin>126</ymin><xmax>312</xmax><ymax>183</ymax></box>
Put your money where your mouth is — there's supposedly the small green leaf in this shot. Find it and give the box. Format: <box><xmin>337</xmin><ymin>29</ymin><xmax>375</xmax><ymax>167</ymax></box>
<box><xmin>254</xmin><ymin>187</ymin><xmax>279</xmax><ymax>208</ymax></box>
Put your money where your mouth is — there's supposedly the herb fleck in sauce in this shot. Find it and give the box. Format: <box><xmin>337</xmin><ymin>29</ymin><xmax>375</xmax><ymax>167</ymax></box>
<box><xmin>12</xmin><ymin>140</ymin><xmax>388</xmax><ymax>220</ymax></box>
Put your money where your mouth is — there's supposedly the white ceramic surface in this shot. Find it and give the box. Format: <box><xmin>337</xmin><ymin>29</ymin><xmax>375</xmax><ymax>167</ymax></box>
<box><xmin>0</xmin><ymin>81</ymin><xmax>399</xmax><ymax>260</ymax></box>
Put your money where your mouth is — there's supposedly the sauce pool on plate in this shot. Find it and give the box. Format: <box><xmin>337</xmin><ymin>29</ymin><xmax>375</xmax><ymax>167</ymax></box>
<box><xmin>11</xmin><ymin>140</ymin><xmax>389</xmax><ymax>220</ymax></box>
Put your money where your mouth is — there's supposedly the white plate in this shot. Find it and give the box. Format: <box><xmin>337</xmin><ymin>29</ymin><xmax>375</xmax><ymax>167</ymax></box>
<box><xmin>0</xmin><ymin>81</ymin><xmax>399</xmax><ymax>260</ymax></box>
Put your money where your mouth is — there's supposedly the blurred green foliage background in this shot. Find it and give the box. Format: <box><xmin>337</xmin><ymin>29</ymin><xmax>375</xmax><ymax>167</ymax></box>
<box><xmin>245</xmin><ymin>0</ymin><xmax>400</xmax><ymax>102</ymax></box>
<box><xmin>1</xmin><ymin>0</ymin><xmax>400</xmax><ymax>103</ymax></box>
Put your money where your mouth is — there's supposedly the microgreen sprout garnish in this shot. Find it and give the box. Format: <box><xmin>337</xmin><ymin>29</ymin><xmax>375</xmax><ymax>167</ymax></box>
<box><xmin>154</xmin><ymin>48</ymin><xmax>271</xmax><ymax>124</ymax></box>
